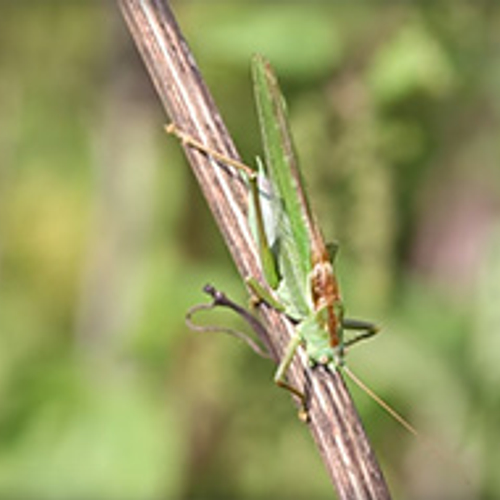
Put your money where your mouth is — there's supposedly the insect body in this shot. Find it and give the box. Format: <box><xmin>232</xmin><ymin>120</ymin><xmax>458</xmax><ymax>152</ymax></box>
<box><xmin>168</xmin><ymin>55</ymin><xmax>378</xmax><ymax>410</ymax></box>
<box><xmin>168</xmin><ymin>59</ymin><xmax>472</xmax><ymax>483</ymax></box>
<box><xmin>248</xmin><ymin>55</ymin><xmax>378</xmax><ymax>375</ymax></box>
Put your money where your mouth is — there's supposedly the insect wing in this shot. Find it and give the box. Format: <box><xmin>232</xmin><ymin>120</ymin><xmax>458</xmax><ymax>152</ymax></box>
<box><xmin>252</xmin><ymin>56</ymin><xmax>312</xmax><ymax>273</ymax></box>
<box><xmin>252</xmin><ymin>55</ymin><xmax>318</xmax><ymax>317</ymax></box>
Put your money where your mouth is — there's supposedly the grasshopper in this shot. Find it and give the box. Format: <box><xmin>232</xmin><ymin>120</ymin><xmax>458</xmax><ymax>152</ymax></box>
<box><xmin>167</xmin><ymin>57</ymin><xmax>472</xmax><ymax>484</ymax></box>
<box><xmin>167</xmin><ymin>54</ymin><xmax>378</xmax><ymax>412</ymax></box>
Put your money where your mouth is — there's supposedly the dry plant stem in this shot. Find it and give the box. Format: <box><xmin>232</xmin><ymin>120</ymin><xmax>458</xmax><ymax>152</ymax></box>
<box><xmin>117</xmin><ymin>1</ymin><xmax>391</xmax><ymax>498</ymax></box>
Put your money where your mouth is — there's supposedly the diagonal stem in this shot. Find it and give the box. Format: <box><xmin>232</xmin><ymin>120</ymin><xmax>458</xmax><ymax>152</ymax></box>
<box><xmin>117</xmin><ymin>1</ymin><xmax>392</xmax><ymax>498</ymax></box>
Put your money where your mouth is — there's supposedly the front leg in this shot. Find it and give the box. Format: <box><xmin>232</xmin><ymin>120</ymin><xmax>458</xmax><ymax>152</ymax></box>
<box><xmin>246</xmin><ymin>277</ymin><xmax>309</xmax><ymax>419</ymax></box>
<box><xmin>273</xmin><ymin>332</ymin><xmax>308</xmax><ymax>421</ymax></box>
<box><xmin>246</xmin><ymin>276</ymin><xmax>286</xmax><ymax>313</ymax></box>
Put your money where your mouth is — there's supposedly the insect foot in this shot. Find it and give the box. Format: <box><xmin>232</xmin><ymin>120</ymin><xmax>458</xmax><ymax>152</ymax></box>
<box><xmin>298</xmin><ymin>407</ymin><xmax>310</xmax><ymax>423</ymax></box>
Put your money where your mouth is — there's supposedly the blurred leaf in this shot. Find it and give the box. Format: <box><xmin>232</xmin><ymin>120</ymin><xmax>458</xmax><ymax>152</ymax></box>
<box><xmin>368</xmin><ymin>22</ymin><xmax>455</xmax><ymax>103</ymax></box>
<box><xmin>188</xmin><ymin>4</ymin><xmax>342</xmax><ymax>79</ymax></box>
<box><xmin>473</xmin><ymin>226</ymin><xmax>500</xmax><ymax>387</ymax></box>
<box><xmin>0</xmin><ymin>374</ymin><xmax>183</xmax><ymax>500</ymax></box>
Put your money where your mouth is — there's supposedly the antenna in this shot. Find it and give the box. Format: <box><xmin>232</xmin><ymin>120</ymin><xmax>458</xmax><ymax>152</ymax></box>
<box><xmin>342</xmin><ymin>365</ymin><xmax>471</xmax><ymax>487</ymax></box>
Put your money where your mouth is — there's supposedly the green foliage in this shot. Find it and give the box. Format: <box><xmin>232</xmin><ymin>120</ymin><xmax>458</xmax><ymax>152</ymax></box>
<box><xmin>187</xmin><ymin>4</ymin><xmax>342</xmax><ymax>79</ymax></box>
<box><xmin>1</xmin><ymin>2</ymin><xmax>499</xmax><ymax>499</ymax></box>
<box><xmin>0</xmin><ymin>365</ymin><xmax>183</xmax><ymax>499</ymax></box>
<box><xmin>368</xmin><ymin>21</ymin><xmax>456</xmax><ymax>103</ymax></box>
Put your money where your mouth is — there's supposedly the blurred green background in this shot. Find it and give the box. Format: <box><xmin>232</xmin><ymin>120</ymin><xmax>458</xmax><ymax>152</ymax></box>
<box><xmin>1</xmin><ymin>1</ymin><xmax>499</xmax><ymax>499</ymax></box>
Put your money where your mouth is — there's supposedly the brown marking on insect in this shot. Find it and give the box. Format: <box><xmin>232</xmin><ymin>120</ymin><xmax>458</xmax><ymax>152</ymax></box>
<box><xmin>310</xmin><ymin>245</ymin><xmax>342</xmax><ymax>348</ymax></box>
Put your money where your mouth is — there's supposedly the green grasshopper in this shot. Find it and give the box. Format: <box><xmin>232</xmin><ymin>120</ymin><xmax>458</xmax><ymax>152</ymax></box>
<box><xmin>167</xmin><ymin>54</ymin><xmax>378</xmax><ymax>412</ymax></box>
<box><xmin>169</xmin><ymin>56</ymin><xmax>471</xmax><ymax>478</ymax></box>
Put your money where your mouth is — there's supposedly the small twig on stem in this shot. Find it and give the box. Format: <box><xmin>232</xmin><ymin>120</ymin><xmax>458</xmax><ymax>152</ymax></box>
<box><xmin>117</xmin><ymin>1</ymin><xmax>391</xmax><ymax>498</ymax></box>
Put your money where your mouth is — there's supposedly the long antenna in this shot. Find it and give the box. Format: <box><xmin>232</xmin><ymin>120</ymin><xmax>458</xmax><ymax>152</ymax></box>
<box><xmin>342</xmin><ymin>365</ymin><xmax>471</xmax><ymax>487</ymax></box>
<box><xmin>342</xmin><ymin>366</ymin><xmax>418</xmax><ymax>437</ymax></box>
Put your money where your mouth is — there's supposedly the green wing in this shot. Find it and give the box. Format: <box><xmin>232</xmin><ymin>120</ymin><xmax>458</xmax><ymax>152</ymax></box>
<box><xmin>251</xmin><ymin>55</ymin><xmax>313</xmax><ymax>317</ymax></box>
